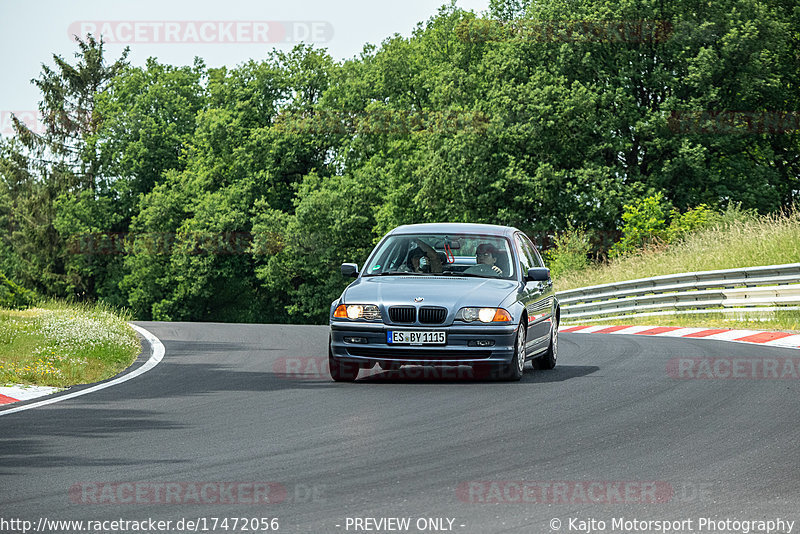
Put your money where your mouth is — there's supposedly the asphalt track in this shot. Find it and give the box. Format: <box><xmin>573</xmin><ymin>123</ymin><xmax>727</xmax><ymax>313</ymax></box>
<box><xmin>1</xmin><ymin>322</ymin><xmax>799</xmax><ymax>534</ymax></box>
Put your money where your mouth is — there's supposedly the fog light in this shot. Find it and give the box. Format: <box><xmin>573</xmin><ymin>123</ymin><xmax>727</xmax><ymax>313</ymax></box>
<box><xmin>343</xmin><ymin>336</ymin><xmax>368</xmax><ymax>344</ymax></box>
<box><xmin>468</xmin><ymin>340</ymin><xmax>495</xmax><ymax>347</ymax></box>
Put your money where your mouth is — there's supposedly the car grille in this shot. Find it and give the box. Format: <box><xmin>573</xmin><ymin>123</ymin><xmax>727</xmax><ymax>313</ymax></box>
<box><xmin>418</xmin><ymin>306</ymin><xmax>447</xmax><ymax>324</ymax></box>
<box><xmin>346</xmin><ymin>347</ymin><xmax>492</xmax><ymax>360</ymax></box>
<box><xmin>389</xmin><ymin>306</ymin><xmax>416</xmax><ymax>323</ymax></box>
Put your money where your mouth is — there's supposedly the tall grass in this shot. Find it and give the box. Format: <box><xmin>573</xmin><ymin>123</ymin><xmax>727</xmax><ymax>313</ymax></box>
<box><xmin>0</xmin><ymin>300</ymin><xmax>141</xmax><ymax>388</ymax></box>
<box><xmin>556</xmin><ymin>208</ymin><xmax>800</xmax><ymax>292</ymax></box>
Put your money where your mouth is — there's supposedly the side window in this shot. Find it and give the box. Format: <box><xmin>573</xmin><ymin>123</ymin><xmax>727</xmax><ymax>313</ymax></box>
<box><xmin>523</xmin><ymin>235</ymin><xmax>545</xmax><ymax>268</ymax></box>
<box><xmin>515</xmin><ymin>234</ymin><xmax>534</xmax><ymax>275</ymax></box>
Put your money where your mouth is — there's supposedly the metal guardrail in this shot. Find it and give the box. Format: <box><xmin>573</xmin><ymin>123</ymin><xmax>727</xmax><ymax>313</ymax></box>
<box><xmin>556</xmin><ymin>263</ymin><xmax>800</xmax><ymax>323</ymax></box>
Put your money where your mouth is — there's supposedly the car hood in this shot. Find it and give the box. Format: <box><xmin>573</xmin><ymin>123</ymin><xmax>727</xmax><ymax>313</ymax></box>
<box><xmin>343</xmin><ymin>276</ymin><xmax>519</xmax><ymax>309</ymax></box>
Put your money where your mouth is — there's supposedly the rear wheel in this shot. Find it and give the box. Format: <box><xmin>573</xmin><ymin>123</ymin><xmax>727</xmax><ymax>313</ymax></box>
<box><xmin>533</xmin><ymin>316</ymin><xmax>558</xmax><ymax>370</ymax></box>
<box><xmin>497</xmin><ymin>322</ymin><xmax>526</xmax><ymax>381</ymax></box>
<box><xmin>329</xmin><ymin>339</ymin><xmax>359</xmax><ymax>382</ymax></box>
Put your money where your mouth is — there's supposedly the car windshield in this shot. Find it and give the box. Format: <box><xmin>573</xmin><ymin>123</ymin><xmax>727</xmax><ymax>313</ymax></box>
<box><xmin>363</xmin><ymin>233</ymin><xmax>515</xmax><ymax>280</ymax></box>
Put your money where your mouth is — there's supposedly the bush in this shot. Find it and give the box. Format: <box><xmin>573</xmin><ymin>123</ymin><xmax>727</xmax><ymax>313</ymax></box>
<box><xmin>609</xmin><ymin>193</ymin><xmax>671</xmax><ymax>257</ymax></box>
<box><xmin>609</xmin><ymin>194</ymin><xmax>735</xmax><ymax>256</ymax></box>
<box><xmin>666</xmin><ymin>204</ymin><xmax>717</xmax><ymax>242</ymax></box>
<box><xmin>0</xmin><ymin>271</ymin><xmax>35</xmax><ymax>309</ymax></box>
<box><xmin>545</xmin><ymin>226</ymin><xmax>591</xmax><ymax>279</ymax></box>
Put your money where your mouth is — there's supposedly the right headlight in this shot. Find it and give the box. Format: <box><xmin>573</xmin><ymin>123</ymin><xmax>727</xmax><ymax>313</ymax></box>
<box><xmin>456</xmin><ymin>307</ymin><xmax>512</xmax><ymax>323</ymax></box>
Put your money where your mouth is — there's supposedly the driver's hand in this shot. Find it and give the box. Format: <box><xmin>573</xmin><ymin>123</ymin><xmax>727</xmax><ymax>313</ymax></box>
<box><xmin>491</xmin><ymin>265</ymin><xmax>502</xmax><ymax>274</ymax></box>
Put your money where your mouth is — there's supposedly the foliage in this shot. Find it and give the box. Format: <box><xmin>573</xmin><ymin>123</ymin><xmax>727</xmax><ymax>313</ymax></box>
<box><xmin>122</xmin><ymin>47</ymin><xmax>335</xmax><ymax>321</ymax></box>
<box><xmin>1</xmin><ymin>1</ymin><xmax>799</xmax><ymax>324</ymax></box>
<box><xmin>253</xmin><ymin>171</ymin><xmax>383</xmax><ymax>323</ymax></box>
<box><xmin>544</xmin><ymin>226</ymin><xmax>591</xmax><ymax>279</ymax></box>
<box><xmin>666</xmin><ymin>204</ymin><xmax>718</xmax><ymax>242</ymax></box>
<box><xmin>609</xmin><ymin>193</ymin><xmax>672</xmax><ymax>257</ymax></box>
<box><xmin>0</xmin><ymin>272</ymin><xmax>35</xmax><ymax>310</ymax></box>
<box><xmin>556</xmin><ymin>209</ymin><xmax>800</xmax><ymax>292</ymax></box>
<box><xmin>0</xmin><ymin>37</ymin><xmax>130</xmax><ymax>301</ymax></box>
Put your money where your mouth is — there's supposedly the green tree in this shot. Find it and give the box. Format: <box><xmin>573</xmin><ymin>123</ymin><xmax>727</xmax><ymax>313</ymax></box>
<box><xmin>1</xmin><ymin>36</ymin><xmax>129</xmax><ymax>300</ymax></box>
<box><xmin>94</xmin><ymin>57</ymin><xmax>207</xmax><ymax>216</ymax></box>
<box><xmin>123</xmin><ymin>46</ymin><xmax>336</xmax><ymax>321</ymax></box>
<box><xmin>253</xmin><ymin>172</ymin><xmax>382</xmax><ymax>323</ymax></box>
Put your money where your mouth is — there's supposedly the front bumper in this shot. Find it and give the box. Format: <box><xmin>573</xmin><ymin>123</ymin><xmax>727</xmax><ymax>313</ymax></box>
<box><xmin>330</xmin><ymin>321</ymin><xmax>517</xmax><ymax>366</ymax></box>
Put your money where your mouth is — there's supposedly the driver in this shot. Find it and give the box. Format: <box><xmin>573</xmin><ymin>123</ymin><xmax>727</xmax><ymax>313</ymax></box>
<box><xmin>464</xmin><ymin>243</ymin><xmax>503</xmax><ymax>276</ymax></box>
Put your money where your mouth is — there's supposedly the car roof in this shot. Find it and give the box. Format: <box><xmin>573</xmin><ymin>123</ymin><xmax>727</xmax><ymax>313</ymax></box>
<box><xmin>389</xmin><ymin>222</ymin><xmax>520</xmax><ymax>238</ymax></box>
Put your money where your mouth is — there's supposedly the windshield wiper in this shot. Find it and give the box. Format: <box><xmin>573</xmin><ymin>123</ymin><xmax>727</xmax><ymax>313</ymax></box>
<box><xmin>438</xmin><ymin>271</ymin><xmax>498</xmax><ymax>279</ymax></box>
<box><xmin>366</xmin><ymin>271</ymin><xmax>426</xmax><ymax>276</ymax></box>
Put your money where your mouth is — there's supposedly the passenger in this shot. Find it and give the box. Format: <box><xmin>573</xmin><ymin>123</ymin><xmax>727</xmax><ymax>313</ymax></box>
<box><xmin>464</xmin><ymin>243</ymin><xmax>503</xmax><ymax>277</ymax></box>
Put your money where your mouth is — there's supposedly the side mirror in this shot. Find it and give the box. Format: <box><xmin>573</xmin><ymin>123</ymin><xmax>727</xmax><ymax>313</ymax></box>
<box><xmin>526</xmin><ymin>267</ymin><xmax>550</xmax><ymax>282</ymax></box>
<box><xmin>341</xmin><ymin>263</ymin><xmax>359</xmax><ymax>278</ymax></box>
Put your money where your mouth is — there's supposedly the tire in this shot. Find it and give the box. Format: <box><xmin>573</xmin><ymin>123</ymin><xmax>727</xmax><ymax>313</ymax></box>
<box><xmin>497</xmin><ymin>322</ymin><xmax>526</xmax><ymax>381</ymax></box>
<box><xmin>329</xmin><ymin>339</ymin><xmax>359</xmax><ymax>382</ymax></box>
<box><xmin>533</xmin><ymin>316</ymin><xmax>558</xmax><ymax>370</ymax></box>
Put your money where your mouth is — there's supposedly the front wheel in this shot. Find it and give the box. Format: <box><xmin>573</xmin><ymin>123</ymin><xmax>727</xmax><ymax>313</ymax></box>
<box><xmin>497</xmin><ymin>322</ymin><xmax>526</xmax><ymax>381</ymax></box>
<box><xmin>329</xmin><ymin>340</ymin><xmax>359</xmax><ymax>382</ymax></box>
<box><xmin>533</xmin><ymin>316</ymin><xmax>558</xmax><ymax>370</ymax></box>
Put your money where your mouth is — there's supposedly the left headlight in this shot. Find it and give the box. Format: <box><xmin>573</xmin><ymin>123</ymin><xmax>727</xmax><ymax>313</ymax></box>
<box><xmin>456</xmin><ymin>307</ymin><xmax>512</xmax><ymax>323</ymax></box>
<box><xmin>333</xmin><ymin>304</ymin><xmax>382</xmax><ymax>320</ymax></box>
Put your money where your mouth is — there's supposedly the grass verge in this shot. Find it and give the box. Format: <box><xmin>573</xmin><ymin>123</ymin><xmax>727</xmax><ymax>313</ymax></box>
<box><xmin>554</xmin><ymin>210</ymin><xmax>800</xmax><ymax>332</ymax></box>
<box><xmin>0</xmin><ymin>301</ymin><xmax>141</xmax><ymax>388</ymax></box>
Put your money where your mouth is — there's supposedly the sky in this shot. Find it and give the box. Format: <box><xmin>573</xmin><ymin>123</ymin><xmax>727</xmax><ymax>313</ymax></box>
<box><xmin>0</xmin><ymin>0</ymin><xmax>490</xmax><ymax>134</ymax></box>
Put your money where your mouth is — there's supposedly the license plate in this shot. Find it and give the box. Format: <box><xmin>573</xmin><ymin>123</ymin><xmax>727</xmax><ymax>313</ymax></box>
<box><xmin>387</xmin><ymin>330</ymin><xmax>446</xmax><ymax>345</ymax></box>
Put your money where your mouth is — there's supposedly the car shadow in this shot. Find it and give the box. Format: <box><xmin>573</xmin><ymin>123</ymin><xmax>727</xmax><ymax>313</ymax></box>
<box><xmin>355</xmin><ymin>364</ymin><xmax>599</xmax><ymax>384</ymax></box>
